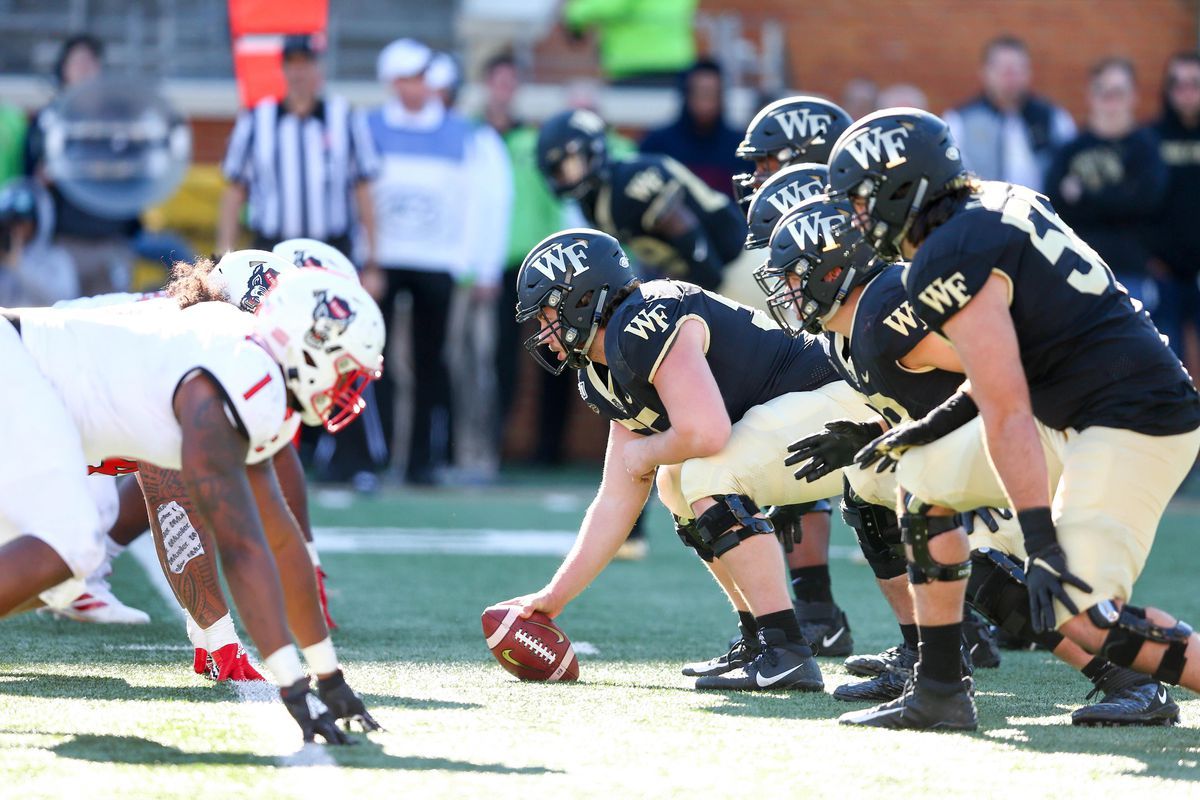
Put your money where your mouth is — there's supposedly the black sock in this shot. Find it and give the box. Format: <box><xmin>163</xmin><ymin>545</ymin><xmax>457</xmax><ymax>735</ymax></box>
<box><xmin>737</xmin><ymin>611</ymin><xmax>759</xmax><ymax>642</ymax></box>
<box><xmin>756</xmin><ymin>609</ymin><xmax>804</xmax><ymax>644</ymax></box>
<box><xmin>899</xmin><ymin>623</ymin><xmax>919</xmax><ymax>650</ymax></box>
<box><xmin>1080</xmin><ymin>656</ymin><xmax>1108</xmax><ymax>681</ymax></box>
<box><xmin>790</xmin><ymin>565</ymin><xmax>833</xmax><ymax>604</ymax></box>
<box><xmin>918</xmin><ymin>623</ymin><xmax>963</xmax><ymax>684</ymax></box>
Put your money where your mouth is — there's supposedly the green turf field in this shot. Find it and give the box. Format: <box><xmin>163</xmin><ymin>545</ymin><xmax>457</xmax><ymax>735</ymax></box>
<box><xmin>1</xmin><ymin>469</ymin><xmax>1199</xmax><ymax>799</ymax></box>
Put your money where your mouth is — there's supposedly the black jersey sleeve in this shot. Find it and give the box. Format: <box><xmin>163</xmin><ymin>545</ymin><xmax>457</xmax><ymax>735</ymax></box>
<box><xmin>609</xmin><ymin>293</ymin><xmax>697</xmax><ymax>385</ymax></box>
<box><xmin>576</xmin><ymin>364</ymin><xmax>664</xmax><ymax>435</ymax></box>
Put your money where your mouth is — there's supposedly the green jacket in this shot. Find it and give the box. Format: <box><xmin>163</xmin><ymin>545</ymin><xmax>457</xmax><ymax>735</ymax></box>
<box><xmin>565</xmin><ymin>0</ymin><xmax>697</xmax><ymax>80</ymax></box>
<box><xmin>501</xmin><ymin>123</ymin><xmax>569</xmax><ymax>269</ymax></box>
<box><xmin>0</xmin><ymin>106</ymin><xmax>28</xmax><ymax>185</ymax></box>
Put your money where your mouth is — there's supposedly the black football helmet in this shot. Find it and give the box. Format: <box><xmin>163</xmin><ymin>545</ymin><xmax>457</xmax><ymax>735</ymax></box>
<box><xmin>536</xmin><ymin>109</ymin><xmax>609</xmax><ymax>199</ymax></box>
<box><xmin>744</xmin><ymin>163</ymin><xmax>828</xmax><ymax>250</ymax></box>
<box><xmin>756</xmin><ymin>195</ymin><xmax>881</xmax><ymax>335</ymax></box>
<box><xmin>826</xmin><ymin>107</ymin><xmax>966</xmax><ymax>262</ymax></box>
<box><xmin>515</xmin><ymin>228</ymin><xmax>636</xmax><ymax>375</ymax></box>
<box><xmin>732</xmin><ymin>96</ymin><xmax>852</xmax><ymax>212</ymax></box>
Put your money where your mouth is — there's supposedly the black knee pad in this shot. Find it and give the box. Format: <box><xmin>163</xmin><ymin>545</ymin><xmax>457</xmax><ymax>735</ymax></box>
<box><xmin>966</xmin><ymin>548</ymin><xmax>1064</xmax><ymax>650</ymax></box>
<box><xmin>841</xmin><ymin>488</ymin><xmax>905</xmax><ymax>580</ymax></box>
<box><xmin>694</xmin><ymin>495</ymin><xmax>774</xmax><ymax>559</ymax></box>
<box><xmin>901</xmin><ymin>498</ymin><xmax>971</xmax><ymax>584</ymax></box>
<box><xmin>674</xmin><ymin>516</ymin><xmax>714</xmax><ymax>563</ymax></box>
<box><xmin>1088</xmin><ymin>601</ymin><xmax>1193</xmax><ymax>685</ymax></box>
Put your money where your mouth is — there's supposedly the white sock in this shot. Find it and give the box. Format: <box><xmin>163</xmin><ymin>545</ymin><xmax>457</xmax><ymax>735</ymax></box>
<box><xmin>183</xmin><ymin>610</ymin><xmax>205</xmax><ymax>650</ymax></box>
<box><xmin>301</xmin><ymin>637</ymin><xmax>339</xmax><ymax>676</ymax></box>
<box><xmin>264</xmin><ymin>645</ymin><xmax>306</xmax><ymax>688</ymax></box>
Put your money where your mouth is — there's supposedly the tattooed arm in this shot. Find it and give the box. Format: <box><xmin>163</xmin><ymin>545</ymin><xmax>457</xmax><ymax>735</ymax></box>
<box><xmin>174</xmin><ymin>372</ymin><xmax>293</xmax><ymax>660</ymax></box>
<box><xmin>136</xmin><ymin>463</ymin><xmax>230</xmax><ymax>628</ymax></box>
<box><xmin>247</xmin><ymin>458</ymin><xmax>330</xmax><ymax>661</ymax></box>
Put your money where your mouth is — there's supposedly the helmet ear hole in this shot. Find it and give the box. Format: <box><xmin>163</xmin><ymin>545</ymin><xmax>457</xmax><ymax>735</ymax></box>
<box><xmin>575</xmin><ymin>289</ymin><xmax>594</xmax><ymax>309</ymax></box>
<box><xmin>889</xmin><ymin>181</ymin><xmax>914</xmax><ymax>203</ymax></box>
<box><xmin>303</xmin><ymin>350</ymin><xmax>318</xmax><ymax>368</ymax></box>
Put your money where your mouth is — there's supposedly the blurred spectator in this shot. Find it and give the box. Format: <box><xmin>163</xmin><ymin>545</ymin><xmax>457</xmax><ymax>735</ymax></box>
<box><xmin>564</xmin><ymin>78</ymin><xmax>639</xmax><ymax>159</ymax></box>
<box><xmin>944</xmin><ymin>35</ymin><xmax>1075</xmax><ymax>192</ymax></box>
<box><xmin>0</xmin><ymin>179</ymin><xmax>79</xmax><ymax>306</ymax></box>
<box><xmin>1047</xmin><ymin>58</ymin><xmax>1167</xmax><ymax>313</ymax></box>
<box><xmin>218</xmin><ymin>34</ymin><xmax>379</xmax><ymax>258</ymax></box>
<box><xmin>24</xmin><ymin>34</ymin><xmax>136</xmax><ymax>296</ymax></box>
<box><xmin>1148</xmin><ymin>52</ymin><xmax>1200</xmax><ymax>361</ymax></box>
<box><xmin>840</xmin><ymin>77</ymin><xmax>878</xmax><ymax>121</ymax></box>
<box><xmin>563</xmin><ymin>0</ymin><xmax>697</xmax><ymax>86</ymax></box>
<box><xmin>426</xmin><ymin>51</ymin><xmax>462</xmax><ymax>108</ymax></box>
<box><xmin>482</xmin><ymin>53</ymin><xmax>573</xmax><ymax>462</ymax></box>
<box><xmin>877</xmin><ymin>83</ymin><xmax>928</xmax><ymax>110</ymax></box>
<box><xmin>364</xmin><ymin>38</ymin><xmax>509</xmax><ymax>485</ymax></box>
<box><xmin>639</xmin><ymin>59</ymin><xmax>745</xmax><ymax>196</ymax></box>
<box><xmin>0</xmin><ymin>105</ymin><xmax>26</xmax><ymax>184</ymax></box>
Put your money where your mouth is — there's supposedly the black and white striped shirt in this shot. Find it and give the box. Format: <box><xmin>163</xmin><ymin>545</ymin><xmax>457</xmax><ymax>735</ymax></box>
<box><xmin>222</xmin><ymin>95</ymin><xmax>379</xmax><ymax>241</ymax></box>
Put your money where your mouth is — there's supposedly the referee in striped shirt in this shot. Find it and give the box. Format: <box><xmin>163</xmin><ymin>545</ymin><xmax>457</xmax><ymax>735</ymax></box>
<box><xmin>217</xmin><ymin>34</ymin><xmax>380</xmax><ymax>265</ymax></box>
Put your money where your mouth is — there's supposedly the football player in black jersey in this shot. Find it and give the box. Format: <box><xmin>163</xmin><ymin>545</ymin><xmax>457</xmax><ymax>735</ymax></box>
<box><xmin>740</xmin><ymin>162</ymin><xmax>854</xmax><ymax>655</ymax></box>
<box><xmin>764</xmin><ymin>195</ymin><xmax>1180</xmax><ymax>725</ymax></box>
<box><xmin>537</xmin><ymin>109</ymin><xmax>746</xmax><ymax>291</ymax></box>
<box><xmin>825</xmin><ymin>108</ymin><xmax>1200</xmax><ymax>729</ymax></box>
<box><xmin>504</xmin><ymin>229</ymin><xmax>880</xmax><ymax>691</ymax></box>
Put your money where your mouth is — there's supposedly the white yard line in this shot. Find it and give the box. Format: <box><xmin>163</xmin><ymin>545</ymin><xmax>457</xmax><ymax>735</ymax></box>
<box><xmin>128</xmin><ymin>536</ymin><xmax>338</xmax><ymax>769</ymax></box>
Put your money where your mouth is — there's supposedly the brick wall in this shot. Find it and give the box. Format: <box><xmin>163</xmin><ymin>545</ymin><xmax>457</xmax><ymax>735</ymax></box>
<box><xmin>707</xmin><ymin>0</ymin><xmax>1197</xmax><ymax>122</ymax></box>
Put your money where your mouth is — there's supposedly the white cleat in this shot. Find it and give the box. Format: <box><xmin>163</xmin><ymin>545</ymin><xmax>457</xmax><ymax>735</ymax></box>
<box><xmin>43</xmin><ymin>581</ymin><xmax>150</xmax><ymax>625</ymax></box>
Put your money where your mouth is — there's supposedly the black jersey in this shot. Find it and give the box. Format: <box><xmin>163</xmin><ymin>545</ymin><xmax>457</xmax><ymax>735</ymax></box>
<box><xmin>580</xmin><ymin>154</ymin><xmax>746</xmax><ymax>287</ymax></box>
<box><xmin>580</xmin><ymin>280</ymin><xmax>836</xmax><ymax>434</ymax></box>
<box><xmin>904</xmin><ymin>182</ymin><xmax>1200</xmax><ymax>435</ymax></box>
<box><xmin>828</xmin><ymin>265</ymin><xmax>964</xmax><ymax>425</ymax></box>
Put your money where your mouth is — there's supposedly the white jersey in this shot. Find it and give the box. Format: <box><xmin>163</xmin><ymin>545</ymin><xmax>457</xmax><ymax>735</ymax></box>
<box><xmin>19</xmin><ymin>301</ymin><xmax>295</xmax><ymax>471</ymax></box>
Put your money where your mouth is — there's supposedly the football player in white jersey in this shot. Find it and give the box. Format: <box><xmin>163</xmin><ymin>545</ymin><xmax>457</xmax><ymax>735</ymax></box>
<box><xmin>0</xmin><ymin>267</ymin><xmax>385</xmax><ymax>744</ymax></box>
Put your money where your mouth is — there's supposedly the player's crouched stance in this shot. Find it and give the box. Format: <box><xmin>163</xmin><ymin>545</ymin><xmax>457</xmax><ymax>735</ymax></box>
<box><xmin>828</xmin><ymin>108</ymin><xmax>1200</xmax><ymax>730</ymax></box>
<box><xmin>0</xmin><ymin>268</ymin><xmax>383</xmax><ymax>744</ymax></box>
<box><xmin>504</xmin><ymin>229</ymin><xmax>876</xmax><ymax>691</ymax></box>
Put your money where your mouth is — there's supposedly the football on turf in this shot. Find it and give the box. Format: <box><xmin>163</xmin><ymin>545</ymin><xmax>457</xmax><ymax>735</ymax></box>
<box><xmin>481</xmin><ymin>604</ymin><xmax>579</xmax><ymax>682</ymax></box>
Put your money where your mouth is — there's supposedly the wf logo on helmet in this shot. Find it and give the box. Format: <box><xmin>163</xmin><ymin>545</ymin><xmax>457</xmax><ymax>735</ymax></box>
<box><xmin>306</xmin><ymin>290</ymin><xmax>356</xmax><ymax>348</ymax></box>
<box><xmin>784</xmin><ymin>211</ymin><xmax>844</xmax><ymax>254</ymax></box>
<box><xmin>773</xmin><ymin>109</ymin><xmax>833</xmax><ymax>142</ymax></box>
<box><xmin>843</xmin><ymin>126</ymin><xmax>911</xmax><ymax>170</ymax></box>
<box><xmin>765</xmin><ymin>178</ymin><xmax>826</xmax><ymax>216</ymax></box>
<box><xmin>528</xmin><ymin>239</ymin><xmax>591</xmax><ymax>281</ymax></box>
<box><xmin>240</xmin><ymin>261</ymin><xmax>281</xmax><ymax>312</ymax></box>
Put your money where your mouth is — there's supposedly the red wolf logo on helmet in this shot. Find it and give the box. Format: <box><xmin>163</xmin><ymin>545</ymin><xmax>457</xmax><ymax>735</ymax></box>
<box><xmin>240</xmin><ymin>261</ymin><xmax>281</xmax><ymax>311</ymax></box>
<box><xmin>305</xmin><ymin>290</ymin><xmax>356</xmax><ymax>348</ymax></box>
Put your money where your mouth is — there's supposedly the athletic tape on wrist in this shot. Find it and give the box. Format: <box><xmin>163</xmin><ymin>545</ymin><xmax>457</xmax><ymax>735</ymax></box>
<box><xmin>301</xmin><ymin>637</ymin><xmax>339</xmax><ymax>676</ymax></box>
<box><xmin>156</xmin><ymin>501</ymin><xmax>206</xmax><ymax>574</ymax></box>
<box><xmin>264</xmin><ymin>645</ymin><xmax>307</xmax><ymax>688</ymax></box>
<box><xmin>203</xmin><ymin>612</ymin><xmax>238</xmax><ymax>651</ymax></box>
<box><xmin>306</xmin><ymin>541</ymin><xmax>321</xmax><ymax>568</ymax></box>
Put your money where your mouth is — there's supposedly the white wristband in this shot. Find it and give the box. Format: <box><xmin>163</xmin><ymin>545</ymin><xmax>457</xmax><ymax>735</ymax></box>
<box><xmin>264</xmin><ymin>645</ymin><xmax>306</xmax><ymax>688</ymax></box>
<box><xmin>306</xmin><ymin>541</ymin><xmax>321</xmax><ymax>567</ymax></box>
<box><xmin>301</xmin><ymin>637</ymin><xmax>339</xmax><ymax>677</ymax></box>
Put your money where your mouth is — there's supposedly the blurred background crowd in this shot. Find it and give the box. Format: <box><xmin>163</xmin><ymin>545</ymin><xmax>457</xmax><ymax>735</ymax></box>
<box><xmin>0</xmin><ymin>0</ymin><xmax>1197</xmax><ymax>493</ymax></box>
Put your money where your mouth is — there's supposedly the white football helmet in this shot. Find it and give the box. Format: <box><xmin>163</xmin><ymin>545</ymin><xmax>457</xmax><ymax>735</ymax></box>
<box><xmin>209</xmin><ymin>250</ymin><xmax>297</xmax><ymax>312</ymax></box>
<box><xmin>255</xmin><ymin>269</ymin><xmax>385</xmax><ymax>433</ymax></box>
<box><xmin>272</xmin><ymin>238</ymin><xmax>360</xmax><ymax>282</ymax></box>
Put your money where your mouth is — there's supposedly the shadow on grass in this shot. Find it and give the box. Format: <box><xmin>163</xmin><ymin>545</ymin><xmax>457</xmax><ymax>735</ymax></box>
<box><xmin>357</xmin><ymin>693</ymin><xmax>481</xmax><ymax>712</ymax></box>
<box><xmin>35</xmin><ymin>733</ymin><xmax>559</xmax><ymax>774</ymax></box>
<box><xmin>992</xmin><ymin>720</ymin><xmax>1200</xmax><ymax>783</ymax></box>
<box><xmin>0</xmin><ymin>672</ymin><xmax>228</xmax><ymax>704</ymax></box>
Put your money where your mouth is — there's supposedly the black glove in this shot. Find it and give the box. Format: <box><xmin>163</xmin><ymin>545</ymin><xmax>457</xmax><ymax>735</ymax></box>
<box><xmin>958</xmin><ymin>506</ymin><xmax>1012</xmax><ymax>534</ymax></box>
<box><xmin>855</xmin><ymin>390</ymin><xmax>979</xmax><ymax>473</ymax></box>
<box><xmin>317</xmin><ymin>670</ymin><xmax>384</xmax><ymax>733</ymax></box>
<box><xmin>785</xmin><ymin>420</ymin><xmax>884</xmax><ymax>482</ymax></box>
<box><xmin>765</xmin><ymin>504</ymin><xmax>804</xmax><ymax>552</ymax></box>
<box><xmin>1018</xmin><ymin>508</ymin><xmax>1093</xmax><ymax>633</ymax></box>
<box><xmin>281</xmin><ymin>678</ymin><xmax>354</xmax><ymax>745</ymax></box>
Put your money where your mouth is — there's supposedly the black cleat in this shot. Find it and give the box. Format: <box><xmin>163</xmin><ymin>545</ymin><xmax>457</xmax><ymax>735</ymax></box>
<box><xmin>1072</xmin><ymin>666</ymin><xmax>1180</xmax><ymax>727</ymax></box>
<box><xmin>839</xmin><ymin>670</ymin><xmax>977</xmax><ymax>731</ymax></box>
<box><xmin>962</xmin><ymin>609</ymin><xmax>1001</xmax><ymax>669</ymax></box>
<box><xmin>834</xmin><ymin>646</ymin><xmax>916</xmax><ymax>702</ymax></box>
<box><xmin>682</xmin><ymin>636</ymin><xmax>760</xmax><ymax>677</ymax></box>
<box><xmin>795</xmin><ymin>600</ymin><xmax>854</xmax><ymax>657</ymax></box>
<box><xmin>844</xmin><ymin>644</ymin><xmax>908</xmax><ymax>678</ymax></box>
<box><xmin>695</xmin><ymin>629</ymin><xmax>824</xmax><ymax>692</ymax></box>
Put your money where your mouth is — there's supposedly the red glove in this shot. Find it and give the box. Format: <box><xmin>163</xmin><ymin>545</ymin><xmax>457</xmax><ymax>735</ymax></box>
<box><xmin>315</xmin><ymin>566</ymin><xmax>338</xmax><ymax>630</ymax></box>
<box><xmin>208</xmin><ymin>643</ymin><xmax>265</xmax><ymax>681</ymax></box>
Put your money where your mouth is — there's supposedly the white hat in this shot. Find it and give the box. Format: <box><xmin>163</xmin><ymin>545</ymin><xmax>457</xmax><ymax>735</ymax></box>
<box><xmin>425</xmin><ymin>52</ymin><xmax>459</xmax><ymax>92</ymax></box>
<box><xmin>377</xmin><ymin>38</ymin><xmax>433</xmax><ymax>82</ymax></box>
